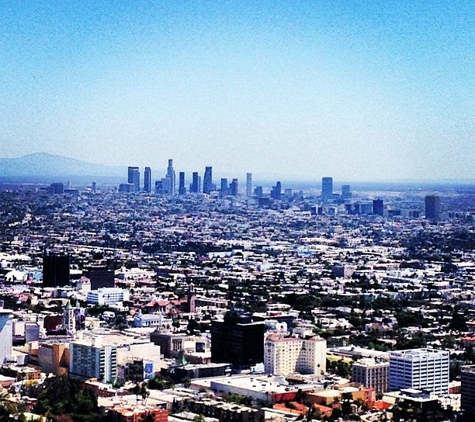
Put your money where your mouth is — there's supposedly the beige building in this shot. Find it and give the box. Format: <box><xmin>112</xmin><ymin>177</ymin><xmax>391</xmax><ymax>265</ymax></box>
<box><xmin>264</xmin><ymin>334</ymin><xmax>326</xmax><ymax>376</ymax></box>
<box><xmin>352</xmin><ymin>358</ymin><xmax>389</xmax><ymax>394</ymax></box>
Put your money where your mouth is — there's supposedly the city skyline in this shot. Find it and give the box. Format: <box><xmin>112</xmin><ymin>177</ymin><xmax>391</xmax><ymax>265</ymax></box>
<box><xmin>1</xmin><ymin>2</ymin><xmax>475</xmax><ymax>181</ymax></box>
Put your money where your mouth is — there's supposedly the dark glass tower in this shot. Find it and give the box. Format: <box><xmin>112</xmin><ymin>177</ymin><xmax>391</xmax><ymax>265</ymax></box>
<box><xmin>144</xmin><ymin>167</ymin><xmax>152</xmax><ymax>193</ymax></box>
<box><xmin>43</xmin><ymin>252</ymin><xmax>70</xmax><ymax>288</ymax></box>
<box><xmin>128</xmin><ymin>167</ymin><xmax>140</xmax><ymax>193</ymax></box>
<box><xmin>178</xmin><ymin>172</ymin><xmax>186</xmax><ymax>195</ymax></box>
<box><xmin>322</xmin><ymin>177</ymin><xmax>333</xmax><ymax>203</ymax></box>
<box><xmin>203</xmin><ymin>166</ymin><xmax>213</xmax><ymax>194</ymax></box>
<box><xmin>425</xmin><ymin>195</ymin><xmax>441</xmax><ymax>220</ymax></box>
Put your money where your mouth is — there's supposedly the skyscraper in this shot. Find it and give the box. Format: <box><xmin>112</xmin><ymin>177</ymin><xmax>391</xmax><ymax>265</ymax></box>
<box><xmin>203</xmin><ymin>166</ymin><xmax>213</xmax><ymax>194</ymax></box>
<box><xmin>127</xmin><ymin>166</ymin><xmax>140</xmax><ymax>193</ymax></box>
<box><xmin>270</xmin><ymin>181</ymin><xmax>281</xmax><ymax>200</ymax></box>
<box><xmin>144</xmin><ymin>167</ymin><xmax>152</xmax><ymax>193</ymax></box>
<box><xmin>166</xmin><ymin>159</ymin><xmax>176</xmax><ymax>195</ymax></box>
<box><xmin>230</xmin><ymin>178</ymin><xmax>238</xmax><ymax>196</ymax></box>
<box><xmin>322</xmin><ymin>177</ymin><xmax>333</xmax><ymax>203</ymax></box>
<box><xmin>190</xmin><ymin>172</ymin><xmax>200</xmax><ymax>193</ymax></box>
<box><xmin>389</xmin><ymin>348</ymin><xmax>449</xmax><ymax>394</ymax></box>
<box><xmin>246</xmin><ymin>173</ymin><xmax>252</xmax><ymax>198</ymax></box>
<box><xmin>220</xmin><ymin>178</ymin><xmax>228</xmax><ymax>197</ymax></box>
<box><xmin>178</xmin><ymin>171</ymin><xmax>186</xmax><ymax>195</ymax></box>
<box><xmin>425</xmin><ymin>195</ymin><xmax>441</xmax><ymax>220</ymax></box>
<box><xmin>373</xmin><ymin>199</ymin><xmax>384</xmax><ymax>216</ymax></box>
<box><xmin>341</xmin><ymin>184</ymin><xmax>351</xmax><ymax>200</ymax></box>
<box><xmin>43</xmin><ymin>252</ymin><xmax>70</xmax><ymax>287</ymax></box>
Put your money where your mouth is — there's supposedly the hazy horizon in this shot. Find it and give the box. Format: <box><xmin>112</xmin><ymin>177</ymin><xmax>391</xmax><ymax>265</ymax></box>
<box><xmin>2</xmin><ymin>2</ymin><xmax>474</xmax><ymax>181</ymax></box>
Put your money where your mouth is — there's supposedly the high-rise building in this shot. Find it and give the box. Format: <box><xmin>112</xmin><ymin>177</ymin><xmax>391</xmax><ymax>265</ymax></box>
<box><xmin>178</xmin><ymin>172</ymin><xmax>186</xmax><ymax>195</ymax></box>
<box><xmin>246</xmin><ymin>173</ymin><xmax>252</xmax><ymax>198</ymax></box>
<box><xmin>144</xmin><ymin>167</ymin><xmax>152</xmax><ymax>193</ymax></box>
<box><xmin>70</xmin><ymin>337</ymin><xmax>117</xmax><ymax>382</ymax></box>
<box><xmin>425</xmin><ymin>195</ymin><xmax>441</xmax><ymax>220</ymax></box>
<box><xmin>230</xmin><ymin>179</ymin><xmax>238</xmax><ymax>196</ymax></box>
<box><xmin>389</xmin><ymin>349</ymin><xmax>449</xmax><ymax>394</ymax></box>
<box><xmin>352</xmin><ymin>358</ymin><xmax>389</xmax><ymax>394</ymax></box>
<box><xmin>461</xmin><ymin>365</ymin><xmax>475</xmax><ymax>416</ymax></box>
<box><xmin>322</xmin><ymin>177</ymin><xmax>333</xmax><ymax>203</ymax></box>
<box><xmin>43</xmin><ymin>252</ymin><xmax>70</xmax><ymax>288</ymax></box>
<box><xmin>85</xmin><ymin>266</ymin><xmax>115</xmax><ymax>290</ymax></box>
<box><xmin>62</xmin><ymin>301</ymin><xmax>75</xmax><ymax>334</ymax></box>
<box><xmin>341</xmin><ymin>184</ymin><xmax>351</xmax><ymax>200</ymax></box>
<box><xmin>264</xmin><ymin>334</ymin><xmax>326</xmax><ymax>376</ymax></box>
<box><xmin>0</xmin><ymin>309</ymin><xmax>12</xmax><ymax>364</ymax></box>
<box><xmin>203</xmin><ymin>166</ymin><xmax>214</xmax><ymax>194</ymax></box>
<box><xmin>127</xmin><ymin>166</ymin><xmax>140</xmax><ymax>193</ymax></box>
<box><xmin>166</xmin><ymin>159</ymin><xmax>176</xmax><ymax>195</ymax></box>
<box><xmin>220</xmin><ymin>178</ymin><xmax>228</xmax><ymax>198</ymax></box>
<box><xmin>373</xmin><ymin>199</ymin><xmax>384</xmax><ymax>216</ymax></box>
<box><xmin>190</xmin><ymin>172</ymin><xmax>200</xmax><ymax>193</ymax></box>
<box><xmin>271</xmin><ymin>181</ymin><xmax>282</xmax><ymax>200</ymax></box>
<box><xmin>211</xmin><ymin>310</ymin><xmax>265</xmax><ymax>370</ymax></box>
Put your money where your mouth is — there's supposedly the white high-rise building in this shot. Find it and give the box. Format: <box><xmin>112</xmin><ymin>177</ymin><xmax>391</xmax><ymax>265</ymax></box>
<box><xmin>389</xmin><ymin>348</ymin><xmax>449</xmax><ymax>395</ymax></box>
<box><xmin>70</xmin><ymin>336</ymin><xmax>117</xmax><ymax>382</ymax></box>
<box><xmin>0</xmin><ymin>309</ymin><xmax>12</xmax><ymax>364</ymax></box>
<box><xmin>264</xmin><ymin>334</ymin><xmax>326</xmax><ymax>376</ymax></box>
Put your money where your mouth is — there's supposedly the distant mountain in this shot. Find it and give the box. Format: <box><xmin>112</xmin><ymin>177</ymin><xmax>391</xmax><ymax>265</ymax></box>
<box><xmin>0</xmin><ymin>153</ymin><xmax>126</xmax><ymax>183</ymax></box>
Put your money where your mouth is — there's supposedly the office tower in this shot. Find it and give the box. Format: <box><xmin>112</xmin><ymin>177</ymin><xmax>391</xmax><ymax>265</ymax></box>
<box><xmin>254</xmin><ymin>186</ymin><xmax>263</xmax><ymax>197</ymax></box>
<box><xmin>264</xmin><ymin>334</ymin><xmax>326</xmax><ymax>376</ymax></box>
<box><xmin>144</xmin><ymin>167</ymin><xmax>152</xmax><ymax>193</ymax></box>
<box><xmin>461</xmin><ymin>365</ymin><xmax>475</xmax><ymax>416</ymax></box>
<box><xmin>230</xmin><ymin>178</ymin><xmax>238</xmax><ymax>196</ymax></box>
<box><xmin>190</xmin><ymin>172</ymin><xmax>200</xmax><ymax>193</ymax></box>
<box><xmin>0</xmin><ymin>309</ymin><xmax>13</xmax><ymax>364</ymax></box>
<box><xmin>43</xmin><ymin>252</ymin><xmax>70</xmax><ymax>287</ymax></box>
<box><xmin>341</xmin><ymin>184</ymin><xmax>351</xmax><ymax>200</ymax></box>
<box><xmin>425</xmin><ymin>195</ymin><xmax>441</xmax><ymax>220</ymax></box>
<box><xmin>246</xmin><ymin>173</ymin><xmax>252</xmax><ymax>197</ymax></box>
<box><xmin>271</xmin><ymin>181</ymin><xmax>282</xmax><ymax>200</ymax></box>
<box><xmin>210</xmin><ymin>310</ymin><xmax>265</xmax><ymax>370</ymax></box>
<box><xmin>48</xmin><ymin>183</ymin><xmax>64</xmax><ymax>194</ymax></box>
<box><xmin>322</xmin><ymin>177</ymin><xmax>333</xmax><ymax>203</ymax></box>
<box><xmin>70</xmin><ymin>337</ymin><xmax>117</xmax><ymax>382</ymax></box>
<box><xmin>352</xmin><ymin>358</ymin><xmax>389</xmax><ymax>394</ymax></box>
<box><xmin>178</xmin><ymin>171</ymin><xmax>186</xmax><ymax>195</ymax></box>
<box><xmin>155</xmin><ymin>178</ymin><xmax>171</xmax><ymax>195</ymax></box>
<box><xmin>127</xmin><ymin>166</ymin><xmax>140</xmax><ymax>192</ymax></box>
<box><xmin>91</xmin><ymin>181</ymin><xmax>97</xmax><ymax>192</ymax></box>
<box><xmin>220</xmin><ymin>178</ymin><xmax>228</xmax><ymax>198</ymax></box>
<box><xmin>373</xmin><ymin>199</ymin><xmax>384</xmax><ymax>216</ymax></box>
<box><xmin>389</xmin><ymin>349</ymin><xmax>449</xmax><ymax>394</ymax></box>
<box><xmin>85</xmin><ymin>266</ymin><xmax>115</xmax><ymax>290</ymax></box>
<box><xmin>166</xmin><ymin>159</ymin><xmax>176</xmax><ymax>195</ymax></box>
<box><xmin>62</xmin><ymin>301</ymin><xmax>75</xmax><ymax>334</ymax></box>
<box><xmin>203</xmin><ymin>166</ymin><xmax>213</xmax><ymax>194</ymax></box>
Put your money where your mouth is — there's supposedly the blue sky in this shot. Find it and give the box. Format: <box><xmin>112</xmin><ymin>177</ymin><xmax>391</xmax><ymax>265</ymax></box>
<box><xmin>1</xmin><ymin>1</ymin><xmax>474</xmax><ymax>181</ymax></box>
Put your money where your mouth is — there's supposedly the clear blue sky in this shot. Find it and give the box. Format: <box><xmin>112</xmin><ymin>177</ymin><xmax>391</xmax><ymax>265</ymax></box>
<box><xmin>1</xmin><ymin>0</ymin><xmax>474</xmax><ymax>181</ymax></box>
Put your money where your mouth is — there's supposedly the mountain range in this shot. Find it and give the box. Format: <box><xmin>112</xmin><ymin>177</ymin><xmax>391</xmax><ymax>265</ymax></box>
<box><xmin>0</xmin><ymin>153</ymin><xmax>127</xmax><ymax>184</ymax></box>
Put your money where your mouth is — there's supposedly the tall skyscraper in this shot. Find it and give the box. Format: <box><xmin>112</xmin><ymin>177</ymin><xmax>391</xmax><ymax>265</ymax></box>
<box><xmin>461</xmin><ymin>365</ymin><xmax>475</xmax><ymax>416</ymax></box>
<box><xmin>373</xmin><ymin>199</ymin><xmax>384</xmax><ymax>216</ymax></box>
<box><xmin>230</xmin><ymin>178</ymin><xmax>238</xmax><ymax>196</ymax></box>
<box><xmin>178</xmin><ymin>172</ymin><xmax>186</xmax><ymax>195</ymax></box>
<box><xmin>143</xmin><ymin>167</ymin><xmax>152</xmax><ymax>193</ymax></box>
<box><xmin>341</xmin><ymin>184</ymin><xmax>351</xmax><ymax>200</ymax></box>
<box><xmin>271</xmin><ymin>181</ymin><xmax>281</xmax><ymax>200</ymax></box>
<box><xmin>220</xmin><ymin>178</ymin><xmax>228</xmax><ymax>197</ymax></box>
<box><xmin>425</xmin><ymin>195</ymin><xmax>441</xmax><ymax>220</ymax></box>
<box><xmin>246</xmin><ymin>173</ymin><xmax>252</xmax><ymax>198</ymax></box>
<box><xmin>0</xmin><ymin>309</ymin><xmax>13</xmax><ymax>364</ymax></box>
<box><xmin>389</xmin><ymin>349</ymin><xmax>449</xmax><ymax>394</ymax></box>
<box><xmin>127</xmin><ymin>166</ymin><xmax>140</xmax><ymax>193</ymax></box>
<box><xmin>190</xmin><ymin>172</ymin><xmax>200</xmax><ymax>193</ymax></box>
<box><xmin>203</xmin><ymin>166</ymin><xmax>213</xmax><ymax>194</ymax></box>
<box><xmin>166</xmin><ymin>159</ymin><xmax>176</xmax><ymax>195</ymax></box>
<box><xmin>322</xmin><ymin>177</ymin><xmax>333</xmax><ymax>203</ymax></box>
<box><xmin>43</xmin><ymin>252</ymin><xmax>70</xmax><ymax>287</ymax></box>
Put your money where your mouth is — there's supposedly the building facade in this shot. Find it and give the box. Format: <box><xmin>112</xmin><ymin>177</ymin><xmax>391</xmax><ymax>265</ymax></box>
<box><xmin>461</xmin><ymin>365</ymin><xmax>475</xmax><ymax>416</ymax></box>
<box><xmin>389</xmin><ymin>349</ymin><xmax>449</xmax><ymax>394</ymax></box>
<box><xmin>352</xmin><ymin>358</ymin><xmax>389</xmax><ymax>394</ymax></box>
<box><xmin>264</xmin><ymin>334</ymin><xmax>326</xmax><ymax>376</ymax></box>
<box><xmin>127</xmin><ymin>166</ymin><xmax>140</xmax><ymax>193</ymax></box>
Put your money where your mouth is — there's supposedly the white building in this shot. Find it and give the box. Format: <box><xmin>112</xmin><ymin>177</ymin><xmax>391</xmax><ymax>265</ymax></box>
<box><xmin>0</xmin><ymin>310</ymin><xmax>13</xmax><ymax>364</ymax></box>
<box><xmin>87</xmin><ymin>288</ymin><xmax>130</xmax><ymax>306</ymax></box>
<box><xmin>69</xmin><ymin>336</ymin><xmax>117</xmax><ymax>382</ymax></box>
<box><xmin>389</xmin><ymin>348</ymin><xmax>449</xmax><ymax>395</ymax></box>
<box><xmin>264</xmin><ymin>334</ymin><xmax>326</xmax><ymax>376</ymax></box>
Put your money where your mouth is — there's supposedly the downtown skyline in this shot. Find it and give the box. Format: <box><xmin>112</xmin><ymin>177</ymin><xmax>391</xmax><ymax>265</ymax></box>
<box><xmin>1</xmin><ymin>1</ymin><xmax>474</xmax><ymax>181</ymax></box>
